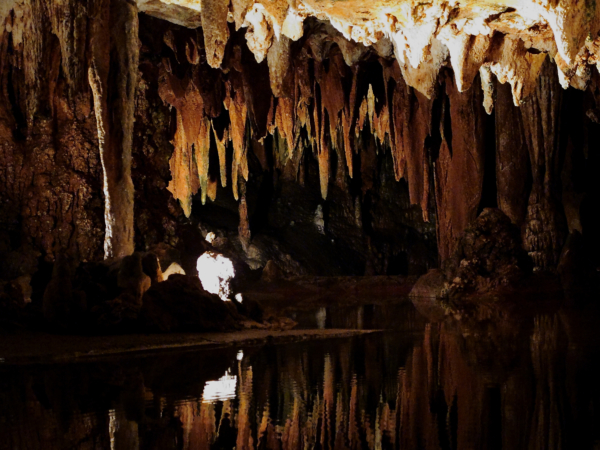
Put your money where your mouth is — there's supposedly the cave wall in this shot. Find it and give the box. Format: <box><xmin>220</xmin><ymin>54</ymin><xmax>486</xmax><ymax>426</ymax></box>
<box><xmin>1</xmin><ymin>2</ymin><xmax>600</xmax><ymax>282</ymax></box>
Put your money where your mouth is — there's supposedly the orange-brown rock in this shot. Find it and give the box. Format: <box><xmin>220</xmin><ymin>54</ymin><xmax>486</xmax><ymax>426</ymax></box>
<box><xmin>435</xmin><ymin>73</ymin><xmax>486</xmax><ymax>262</ymax></box>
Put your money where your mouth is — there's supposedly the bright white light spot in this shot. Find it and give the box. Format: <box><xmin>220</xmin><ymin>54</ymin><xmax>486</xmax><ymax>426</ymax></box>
<box><xmin>197</xmin><ymin>251</ymin><xmax>235</xmax><ymax>301</ymax></box>
<box><xmin>237</xmin><ymin>350</ymin><xmax>244</xmax><ymax>361</ymax></box>
<box><xmin>235</xmin><ymin>293</ymin><xmax>243</xmax><ymax>303</ymax></box>
<box><xmin>163</xmin><ymin>262</ymin><xmax>185</xmax><ymax>279</ymax></box>
<box><xmin>202</xmin><ymin>372</ymin><xmax>237</xmax><ymax>403</ymax></box>
<box><xmin>205</xmin><ymin>232</ymin><xmax>216</xmax><ymax>243</ymax></box>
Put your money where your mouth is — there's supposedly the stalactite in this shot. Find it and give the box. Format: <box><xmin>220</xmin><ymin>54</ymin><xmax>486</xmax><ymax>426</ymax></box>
<box><xmin>200</xmin><ymin>0</ymin><xmax>229</xmax><ymax>68</ymax></box>
<box><xmin>495</xmin><ymin>82</ymin><xmax>529</xmax><ymax>227</ymax></box>
<box><xmin>434</xmin><ymin>72</ymin><xmax>486</xmax><ymax>262</ymax></box>
<box><xmin>267</xmin><ymin>35</ymin><xmax>292</xmax><ymax>98</ymax></box>
<box><xmin>244</xmin><ymin>3</ymin><xmax>274</xmax><ymax>64</ymax></box>
<box><xmin>224</xmin><ymin>73</ymin><xmax>248</xmax><ymax>201</ymax></box>
<box><xmin>312</xmin><ymin>68</ymin><xmax>329</xmax><ymax>200</ymax></box>
<box><xmin>396</xmin><ymin>38</ymin><xmax>448</xmax><ymax>100</ymax></box>
<box><xmin>238</xmin><ymin>179</ymin><xmax>251</xmax><ymax>250</ymax></box>
<box><xmin>195</xmin><ymin>116</ymin><xmax>212</xmax><ymax>205</ymax></box>
<box><xmin>479</xmin><ymin>65</ymin><xmax>495</xmax><ymax>115</ymax></box>
<box><xmin>274</xmin><ymin>96</ymin><xmax>295</xmax><ymax>160</ymax></box>
<box><xmin>390</xmin><ymin>70</ymin><xmax>434</xmax><ymax>222</ymax></box>
<box><xmin>231</xmin><ymin>0</ymin><xmax>252</xmax><ymax>31</ymax></box>
<box><xmin>165</xmin><ymin>111</ymin><xmax>197</xmax><ymax>217</ymax></box>
<box><xmin>88</xmin><ymin>0</ymin><xmax>137</xmax><ymax>259</ymax></box>
<box><xmin>443</xmin><ymin>32</ymin><xmax>491</xmax><ymax>93</ymax></box>
<box><xmin>489</xmin><ymin>36</ymin><xmax>547</xmax><ymax>107</ymax></box>
<box><xmin>521</xmin><ymin>60</ymin><xmax>567</xmax><ymax>271</ymax></box>
<box><xmin>212</xmin><ymin>121</ymin><xmax>228</xmax><ymax>188</ymax></box>
<box><xmin>294</xmin><ymin>57</ymin><xmax>313</xmax><ymax>143</ymax></box>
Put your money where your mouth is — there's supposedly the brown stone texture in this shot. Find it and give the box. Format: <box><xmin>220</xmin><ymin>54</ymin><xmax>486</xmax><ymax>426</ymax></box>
<box><xmin>3</xmin><ymin>0</ymin><xmax>600</xmax><ymax>285</ymax></box>
<box><xmin>0</xmin><ymin>7</ymin><xmax>104</xmax><ymax>263</ymax></box>
<box><xmin>521</xmin><ymin>60</ymin><xmax>568</xmax><ymax>271</ymax></box>
<box><xmin>495</xmin><ymin>81</ymin><xmax>530</xmax><ymax>228</ymax></box>
<box><xmin>434</xmin><ymin>72</ymin><xmax>486</xmax><ymax>263</ymax></box>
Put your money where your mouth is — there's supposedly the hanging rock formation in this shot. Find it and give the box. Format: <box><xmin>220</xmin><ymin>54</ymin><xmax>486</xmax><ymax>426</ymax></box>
<box><xmin>2</xmin><ymin>0</ymin><xmax>600</xmax><ymax>284</ymax></box>
<box><xmin>89</xmin><ymin>0</ymin><xmax>139</xmax><ymax>259</ymax></box>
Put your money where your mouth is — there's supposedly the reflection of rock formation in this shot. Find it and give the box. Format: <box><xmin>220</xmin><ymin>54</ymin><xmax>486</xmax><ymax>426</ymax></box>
<box><xmin>2</xmin><ymin>307</ymin><xmax>600</xmax><ymax>449</ymax></box>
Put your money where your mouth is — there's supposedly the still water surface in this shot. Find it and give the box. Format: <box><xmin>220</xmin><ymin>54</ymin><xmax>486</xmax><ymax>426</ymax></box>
<box><xmin>1</xmin><ymin>300</ymin><xmax>600</xmax><ymax>449</ymax></box>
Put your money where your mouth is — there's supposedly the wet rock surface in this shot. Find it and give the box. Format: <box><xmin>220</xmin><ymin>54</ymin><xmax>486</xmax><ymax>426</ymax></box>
<box><xmin>140</xmin><ymin>274</ymin><xmax>239</xmax><ymax>332</ymax></box>
<box><xmin>0</xmin><ymin>249</ymin><xmax>281</xmax><ymax>335</ymax></box>
<box><xmin>442</xmin><ymin>208</ymin><xmax>531</xmax><ymax>297</ymax></box>
<box><xmin>412</xmin><ymin>208</ymin><xmax>542</xmax><ymax>301</ymax></box>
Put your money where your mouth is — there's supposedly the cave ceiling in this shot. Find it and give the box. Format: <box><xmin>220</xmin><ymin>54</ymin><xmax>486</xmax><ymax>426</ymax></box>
<box><xmin>134</xmin><ymin>0</ymin><xmax>600</xmax><ymax>99</ymax></box>
<box><xmin>0</xmin><ymin>0</ymin><xmax>597</xmax><ymax>265</ymax></box>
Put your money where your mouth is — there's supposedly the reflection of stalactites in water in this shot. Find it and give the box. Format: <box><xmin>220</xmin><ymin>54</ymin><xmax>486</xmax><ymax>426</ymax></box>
<box><xmin>177</xmin><ymin>402</ymin><xmax>194</xmax><ymax>450</ymax></box>
<box><xmin>530</xmin><ymin>315</ymin><xmax>566</xmax><ymax>450</ymax></box>
<box><xmin>178</xmin><ymin>401</ymin><xmax>218</xmax><ymax>449</ymax></box>
<box><xmin>258</xmin><ymin>402</ymin><xmax>282</xmax><ymax>450</ymax></box>
<box><xmin>190</xmin><ymin>401</ymin><xmax>217</xmax><ymax>450</ymax></box>
<box><xmin>349</xmin><ymin>374</ymin><xmax>360</xmax><ymax>449</ymax></box>
<box><xmin>237</xmin><ymin>365</ymin><xmax>255</xmax><ymax>450</ymax></box>
<box><xmin>334</xmin><ymin>391</ymin><xmax>347</xmax><ymax>449</ymax></box>
<box><xmin>108</xmin><ymin>408</ymin><xmax>140</xmax><ymax>450</ymax></box>
<box><xmin>379</xmin><ymin>401</ymin><xmax>396</xmax><ymax>448</ymax></box>
<box><xmin>322</xmin><ymin>353</ymin><xmax>334</xmax><ymax>450</ymax></box>
<box><xmin>305</xmin><ymin>394</ymin><xmax>322</xmax><ymax>450</ymax></box>
<box><xmin>281</xmin><ymin>393</ymin><xmax>301</xmax><ymax>450</ymax></box>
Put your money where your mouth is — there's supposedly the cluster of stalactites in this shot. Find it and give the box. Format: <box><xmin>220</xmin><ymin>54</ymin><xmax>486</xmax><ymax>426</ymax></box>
<box><xmin>138</xmin><ymin>0</ymin><xmax>600</xmax><ymax>107</ymax></box>
<box><xmin>157</xmin><ymin>26</ymin><xmax>439</xmax><ymax>223</ymax></box>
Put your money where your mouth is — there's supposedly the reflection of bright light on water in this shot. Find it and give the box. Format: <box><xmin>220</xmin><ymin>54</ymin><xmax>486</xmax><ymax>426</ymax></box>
<box><xmin>237</xmin><ymin>350</ymin><xmax>244</xmax><ymax>361</ymax></box>
<box><xmin>197</xmin><ymin>252</ymin><xmax>235</xmax><ymax>301</ymax></box>
<box><xmin>235</xmin><ymin>293</ymin><xmax>243</xmax><ymax>303</ymax></box>
<box><xmin>202</xmin><ymin>372</ymin><xmax>237</xmax><ymax>403</ymax></box>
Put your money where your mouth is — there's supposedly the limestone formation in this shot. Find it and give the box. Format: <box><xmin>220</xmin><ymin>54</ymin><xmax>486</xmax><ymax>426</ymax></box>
<box><xmin>132</xmin><ymin>0</ymin><xmax>600</xmax><ymax>102</ymax></box>
<box><xmin>1</xmin><ymin>0</ymin><xmax>600</xmax><ymax>300</ymax></box>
